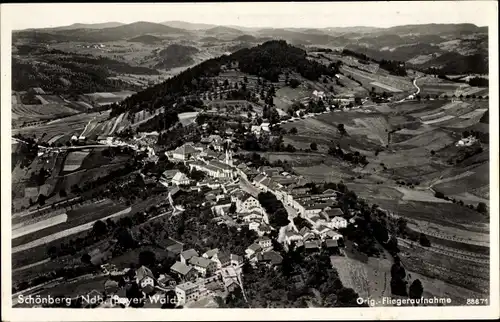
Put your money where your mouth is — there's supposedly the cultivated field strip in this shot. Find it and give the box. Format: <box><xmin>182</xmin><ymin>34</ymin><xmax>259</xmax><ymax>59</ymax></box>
<box><xmin>12</xmin><ymin>214</ymin><xmax>68</xmax><ymax>239</ymax></box>
<box><xmin>12</xmin><ymin>207</ymin><xmax>132</xmax><ymax>254</ymax></box>
<box><xmin>397</xmin><ymin>238</ymin><xmax>489</xmax><ymax>263</ymax></box>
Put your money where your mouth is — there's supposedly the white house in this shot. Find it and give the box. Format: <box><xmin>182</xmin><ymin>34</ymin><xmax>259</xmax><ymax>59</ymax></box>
<box><xmin>256</xmin><ymin>237</ymin><xmax>273</xmax><ymax>251</ymax></box>
<box><xmin>235</xmin><ymin>193</ymin><xmax>262</xmax><ymax>214</ymax></box>
<box><xmin>175</xmin><ymin>282</ymin><xmax>200</xmax><ymax>305</ymax></box>
<box><xmin>261</xmin><ymin>123</ymin><xmax>270</xmax><ymax>132</ymax></box>
<box><xmin>284</xmin><ymin>230</ymin><xmax>303</xmax><ymax>247</ymax></box>
<box><xmin>329</xmin><ymin>216</ymin><xmax>347</xmax><ymax>229</ymax></box>
<box><xmin>135</xmin><ymin>266</ymin><xmax>155</xmax><ymax>294</ymax></box>
<box><xmin>245</xmin><ymin>243</ymin><xmax>262</xmax><ymax>259</ymax></box>
<box><xmin>189</xmin><ymin>256</ymin><xmax>217</xmax><ymax>277</ymax></box>
<box><xmin>251</xmin><ymin>125</ymin><xmax>262</xmax><ymax>135</ymax></box>
<box><xmin>172</xmin><ymin>172</ymin><xmax>190</xmax><ymax>186</ymax></box>
<box><xmin>248</xmin><ymin>221</ymin><xmax>261</xmax><ymax>232</ymax></box>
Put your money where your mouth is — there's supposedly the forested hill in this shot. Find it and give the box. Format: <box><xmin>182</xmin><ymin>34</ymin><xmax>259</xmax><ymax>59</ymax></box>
<box><xmin>232</xmin><ymin>40</ymin><xmax>336</xmax><ymax>81</ymax></box>
<box><xmin>110</xmin><ymin>40</ymin><xmax>337</xmax><ymax>117</ymax></box>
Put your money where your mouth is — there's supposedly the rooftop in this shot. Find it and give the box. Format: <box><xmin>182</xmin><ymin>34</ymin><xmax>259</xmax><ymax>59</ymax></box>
<box><xmin>189</xmin><ymin>256</ymin><xmax>215</xmax><ymax>268</ymax></box>
<box><xmin>170</xmin><ymin>261</ymin><xmax>193</xmax><ymax>276</ymax></box>
<box><xmin>176</xmin><ymin>281</ymin><xmax>199</xmax><ymax>292</ymax></box>
<box><xmin>181</xmin><ymin>249</ymin><xmax>199</xmax><ymax>261</ymax></box>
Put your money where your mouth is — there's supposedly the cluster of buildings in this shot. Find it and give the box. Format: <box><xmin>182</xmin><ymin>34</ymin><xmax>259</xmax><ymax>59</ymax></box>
<box><xmin>85</xmin><ymin>238</ymin><xmax>245</xmax><ymax>308</ymax></box>
<box><xmin>456</xmin><ymin>135</ymin><xmax>479</xmax><ymax>147</ymax></box>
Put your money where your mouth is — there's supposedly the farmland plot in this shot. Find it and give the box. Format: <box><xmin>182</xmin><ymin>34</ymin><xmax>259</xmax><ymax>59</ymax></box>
<box><xmin>62</xmin><ymin>150</ymin><xmax>91</xmax><ymax>172</ymax></box>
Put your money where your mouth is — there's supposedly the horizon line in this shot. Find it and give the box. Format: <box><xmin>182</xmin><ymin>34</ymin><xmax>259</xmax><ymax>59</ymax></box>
<box><xmin>14</xmin><ymin>20</ymin><xmax>488</xmax><ymax>32</ymax></box>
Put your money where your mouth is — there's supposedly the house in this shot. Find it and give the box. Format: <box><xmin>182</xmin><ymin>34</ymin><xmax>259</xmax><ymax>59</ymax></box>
<box><xmin>234</xmin><ymin>193</ymin><xmax>261</xmax><ymax>214</ymax></box>
<box><xmin>172</xmin><ymin>172</ymin><xmax>190</xmax><ymax>186</ymax></box>
<box><xmin>329</xmin><ymin>216</ymin><xmax>347</xmax><ymax>229</ymax></box>
<box><xmin>180</xmin><ymin>249</ymin><xmax>199</xmax><ymax>264</ymax></box>
<box><xmin>257</xmin><ymin>251</ymin><xmax>283</xmax><ymax>267</ymax></box>
<box><xmin>324</xmin><ymin>230</ymin><xmax>343</xmax><ymax>241</ymax></box>
<box><xmin>323</xmin><ymin>208</ymin><xmax>344</xmax><ymax>220</ymax></box>
<box><xmin>324</xmin><ymin>239</ymin><xmax>339</xmax><ymax>254</ymax></box>
<box><xmin>304</xmin><ymin>240</ymin><xmax>320</xmax><ymax>252</ymax></box>
<box><xmin>170</xmin><ymin>262</ymin><xmax>197</xmax><ymax>281</ymax></box>
<box><xmin>175</xmin><ymin>281</ymin><xmax>200</xmax><ymax>305</ymax></box>
<box><xmin>251</xmin><ymin>125</ymin><xmax>262</xmax><ymax>135</ymax></box>
<box><xmin>256</xmin><ymin>236</ymin><xmax>273</xmax><ymax>251</ymax></box>
<box><xmin>212</xmin><ymin>251</ymin><xmax>231</xmax><ymax>269</ymax></box>
<box><xmin>189</xmin><ymin>256</ymin><xmax>217</xmax><ymax>276</ymax></box>
<box><xmin>169</xmin><ymin>144</ymin><xmax>201</xmax><ymax>162</ymax></box>
<box><xmin>202</xmin><ymin>248</ymin><xmax>219</xmax><ymax>259</ymax></box>
<box><xmin>225</xmin><ymin>279</ymin><xmax>240</xmax><ymax>293</ymax></box>
<box><xmin>261</xmin><ymin>123</ymin><xmax>270</xmax><ymax>132</ymax></box>
<box><xmin>299</xmin><ymin>226</ymin><xmax>315</xmax><ymax>240</ymax></box>
<box><xmin>158</xmin><ymin>274</ymin><xmax>176</xmax><ymax>288</ymax></box>
<box><xmin>248</xmin><ymin>221</ymin><xmax>261</xmax><ymax>232</ymax></box>
<box><xmin>230</xmin><ymin>254</ymin><xmax>244</xmax><ymax>267</ymax></box>
<box><xmin>257</xmin><ymin>223</ymin><xmax>272</xmax><ymax>236</ymax></box>
<box><xmin>208</xmin><ymin>135</ymin><xmax>224</xmax><ymax>151</ymax></box>
<box><xmin>241</xmin><ymin>210</ymin><xmax>263</xmax><ymax>223</ymax></box>
<box><xmin>136</xmin><ymin>265</ymin><xmax>155</xmax><ymax>294</ymax></box>
<box><xmin>159</xmin><ymin>238</ymin><xmax>184</xmax><ymax>256</ymax></box>
<box><xmin>245</xmin><ymin>243</ymin><xmax>262</xmax><ymax>259</ymax></box>
<box><xmin>314</xmin><ymin>225</ymin><xmax>333</xmax><ymax>239</ymax></box>
<box><xmin>284</xmin><ymin>230</ymin><xmax>303</xmax><ymax>248</ymax></box>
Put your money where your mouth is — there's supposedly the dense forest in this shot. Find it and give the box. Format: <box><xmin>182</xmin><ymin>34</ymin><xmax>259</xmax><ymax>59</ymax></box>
<box><xmin>153</xmin><ymin>44</ymin><xmax>199</xmax><ymax>70</ymax></box>
<box><xmin>233</xmin><ymin>40</ymin><xmax>336</xmax><ymax>81</ymax></box>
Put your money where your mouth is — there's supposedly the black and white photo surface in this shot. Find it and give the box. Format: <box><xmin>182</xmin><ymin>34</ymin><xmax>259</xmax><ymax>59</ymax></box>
<box><xmin>1</xmin><ymin>1</ymin><xmax>498</xmax><ymax>321</ymax></box>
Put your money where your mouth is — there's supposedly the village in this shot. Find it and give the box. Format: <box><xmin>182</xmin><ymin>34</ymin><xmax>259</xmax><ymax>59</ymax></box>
<box><xmin>96</xmin><ymin>124</ymin><xmax>351</xmax><ymax>308</ymax></box>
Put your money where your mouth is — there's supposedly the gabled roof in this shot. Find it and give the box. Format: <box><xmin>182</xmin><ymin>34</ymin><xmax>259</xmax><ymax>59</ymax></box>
<box><xmin>173</xmin><ymin>144</ymin><xmax>199</xmax><ymax>156</ymax></box>
<box><xmin>325</xmin><ymin>239</ymin><xmax>339</xmax><ymax>248</ymax></box>
<box><xmin>253</xmin><ymin>174</ymin><xmax>266</xmax><ymax>183</ymax></box>
<box><xmin>331</xmin><ymin>216</ymin><xmax>346</xmax><ymax>222</ymax></box>
<box><xmin>326</xmin><ymin>230</ymin><xmax>343</xmax><ymax>238</ymax></box>
<box><xmin>231</xmin><ymin>254</ymin><xmax>243</xmax><ymax>262</ymax></box>
<box><xmin>189</xmin><ymin>256</ymin><xmax>215</xmax><ymax>268</ymax></box>
<box><xmin>217</xmin><ymin>251</ymin><xmax>231</xmax><ymax>264</ymax></box>
<box><xmin>162</xmin><ymin>169</ymin><xmax>179</xmax><ymax>179</ymax></box>
<box><xmin>203</xmin><ymin>248</ymin><xmax>219</xmax><ymax>258</ymax></box>
<box><xmin>172</xmin><ymin>172</ymin><xmax>189</xmax><ymax>182</ymax></box>
<box><xmin>258</xmin><ymin>251</ymin><xmax>283</xmax><ymax>265</ymax></box>
<box><xmin>136</xmin><ymin>265</ymin><xmax>154</xmax><ymax>281</ymax></box>
<box><xmin>286</xmin><ymin>231</ymin><xmax>302</xmax><ymax>238</ymax></box>
<box><xmin>181</xmin><ymin>249</ymin><xmax>199</xmax><ymax>261</ymax></box>
<box><xmin>247</xmin><ymin>243</ymin><xmax>262</xmax><ymax>253</ymax></box>
<box><xmin>170</xmin><ymin>261</ymin><xmax>194</xmax><ymax>276</ymax></box>
<box><xmin>324</xmin><ymin>208</ymin><xmax>344</xmax><ymax>218</ymax></box>
<box><xmin>299</xmin><ymin>226</ymin><xmax>311</xmax><ymax>236</ymax></box>
<box><xmin>305</xmin><ymin>241</ymin><xmax>320</xmax><ymax>249</ymax></box>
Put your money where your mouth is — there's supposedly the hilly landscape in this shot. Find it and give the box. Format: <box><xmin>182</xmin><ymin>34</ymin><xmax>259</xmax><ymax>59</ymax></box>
<box><xmin>10</xmin><ymin>20</ymin><xmax>491</xmax><ymax>309</ymax></box>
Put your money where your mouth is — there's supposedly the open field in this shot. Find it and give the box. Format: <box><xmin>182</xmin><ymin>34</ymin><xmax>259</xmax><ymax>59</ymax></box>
<box><xmin>62</xmin><ymin>150</ymin><xmax>91</xmax><ymax>172</ymax></box>
<box><xmin>12</xmin><ymin>111</ymin><xmax>111</xmax><ymax>143</ymax></box>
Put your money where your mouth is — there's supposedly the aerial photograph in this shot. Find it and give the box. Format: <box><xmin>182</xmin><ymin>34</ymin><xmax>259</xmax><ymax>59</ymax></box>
<box><xmin>5</xmin><ymin>1</ymin><xmax>495</xmax><ymax>312</ymax></box>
